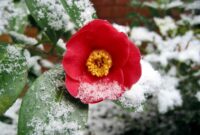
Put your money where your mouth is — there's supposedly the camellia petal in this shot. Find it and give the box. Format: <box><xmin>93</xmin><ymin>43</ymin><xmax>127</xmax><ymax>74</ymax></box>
<box><xmin>80</xmin><ymin>68</ymin><xmax>124</xmax><ymax>85</ymax></box>
<box><xmin>62</xmin><ymin>31</ymin><xmax>92</xmax><ymax>80</ymax></box>
<box><xmin>122</xmin><ymin>42</ymin><xmax>142</xmax><ymax>88</ymax></box>
<box><xmin>62</xmin><ymin>19</ymin><xmax>142</xmax><ymax>104</ymax></box>
<box><xmin>65</xmin><ymin>75</ymin><xmax>80</xmax><ymax>97</ymax></box>
<box><xmin>87</xmin><ymin>21</ymin><xmax>129</xmax><ymax>68</ymax></box>
<box><xmin>104</xmin><ymin>68</ymin><xmax>124</xmax><ymax>86</ymax></box>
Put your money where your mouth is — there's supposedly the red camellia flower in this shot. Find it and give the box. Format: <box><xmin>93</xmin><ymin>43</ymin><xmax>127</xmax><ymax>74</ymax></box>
<box><xmin>62</xmin><ymin>19</ymin><xmax>141</xmax><ymax>104</ymax></box>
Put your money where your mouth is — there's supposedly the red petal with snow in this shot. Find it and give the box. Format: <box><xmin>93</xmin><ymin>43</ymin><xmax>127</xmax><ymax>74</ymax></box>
<box><xmin>62</xmin><ymin>19</ymin><xmax>142</xmax><ymax>104</ymax></box>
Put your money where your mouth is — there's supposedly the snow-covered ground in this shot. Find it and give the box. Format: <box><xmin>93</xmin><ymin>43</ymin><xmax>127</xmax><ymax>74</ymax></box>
<box><xmin>0</xmin><ymin>100</ymin><xmax>21</xmax><ymax>135</ymax></box>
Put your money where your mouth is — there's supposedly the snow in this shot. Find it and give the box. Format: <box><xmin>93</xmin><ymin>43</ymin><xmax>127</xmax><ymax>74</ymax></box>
<box><xmin>190</xmin><ymin>15</ymin><xmax>200</xmax><ymax>25</ymax></box>
<box><xmin>181</xmin><ymin>14</ymin><xmax>200</xmax><ymax>26</ymax></box>
<box><xmin>128</xmin><ymin>10</ymin><xmax>198</xmax><ymax>114</ymax></box>
<box><xmin>23</xmin><ymin>49</ymin><xmax>55</xmax><ymax>75</ymax></box>
<box><xmin>76</xmin><ymin>60</ymin><xmax>180</xmax><ymax>134</ymax></box>
<box><xmin>0</xmin><ymin>0</ymin><xmax>28</xmax><ymax>34</ymax></box>
<box><xmin>0</xmin><ymin>88</ymin><xmax>4</xmax><ymax>95</ymax></box>
<box><xmin>130</xmin><ymin>27</ymin><xmax>162</xmax><ymax>45</ymax></box>
<box><xmin>87</xmin><ymin>60</ymin><xmax>183</xmax><ymax>134</ymax></box>
<box><xmin>66</xmin><ymin>0</ymin><xmax>73</xmax><ymax>6</ymax></box>
<box><xmin>0</xmin><ymin>45</ymin><xmax>26</xmax><ymax>75</ymax></box>
<box><xmin>113</xmin><ymin>23</ymin><xmax>130</xmax><ymax>34</ymax></box>
<box><xmin>144</xmin><ymin>31</ymin><xmax>200</xmax><ymax>65</ymax></box>
<box><xmin>71</xmin><ymin>0</ymin><xmax>96</xmax><ymax>26</ymax></box>
<box><xmin>57</xmin><ymin>38</ymin><xmax>66</xmax><ymax>50</ymax></box>
<box><xmin>131</xmin><ymin>26</ymin><xmax>200</xmax><ymax>66</ymax></box>
<box><xmin>88</xmin><ymin>101</ymin><xmax>132</xmax><ymax>135</ymax></box>
<box><xmin>27</xmin><ymin>102</ymin><xmax>80</xmax><ymax>135</ymax></box>
<box><xmin>185</xmin><ymin>0</ymin><xmax>200</xmax><ymax>10</ymax></box>
<box><xmin>77</xmin><ymin>80</ymin><xmax>123</xmax><ymax>103</ymax></box>
<box><xmin>23</xmin><ymin>49</ymin><xmax>42</xmax><ymax>75</ymax></box>
<box><xmin>7</xmin><ymin>45</ymin><xmax>21</xmax><ymax>58</ymax></box>
<box><xmin>40</xmin><ymin>59</ymin><xmax>54</xmax><ymax>68</ymax></box>
<box><xmin>144</xmin><ymin>0</ymin><xmax>183</xmax><ymax>10</ymax></box>
<box><xmin>154</xmin><ymin>16</ymin><xmax>177</xmax><ymax>36</ymax></box>
<box><xmin>9</xmin><ymin>31</ymin><xmax>38</xmax><ymax>45</ymax></box>
<box><xmin>157</xmin><ymin>76</ymin><xmax>182</xmax><ymax>113</ymax></box>
<box><xmin>25</xmin><ymin>69</ymin><xmax>85</xmax><ymax>135</ymax></box>
<box><xmin>195</xmin><ymin>92</ymin><xmax>200</xmax><ymax>102</ymax></box>
<box><xmin>118</xmin><ymin>60</ymin><xmax>182</xmax><ymax>113</ymax></box>
<box><xmin>0</xmin><ymin>99</ymin><xmax>22</xmax><ymax>135</ymax></box>
<box><xmin>34</xmin><ymin>0</ymin><xmax>74</xmax><ymax>31</ymax></box>
<box><xmin>0</xmin><ymin>0</ymin><xmax>10</xmax><ymax>34</ymax></box>
<box><xmin>119</xmin><ymin>60</ymin><xmax>161</xmax><ymax>109</ymax></box>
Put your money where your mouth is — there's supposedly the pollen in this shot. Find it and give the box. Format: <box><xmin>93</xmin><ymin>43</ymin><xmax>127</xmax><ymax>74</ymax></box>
<box><xmin>86</xmin><ymin>50</ymin><xmax>112</xmax><ymax>77</ymax></box>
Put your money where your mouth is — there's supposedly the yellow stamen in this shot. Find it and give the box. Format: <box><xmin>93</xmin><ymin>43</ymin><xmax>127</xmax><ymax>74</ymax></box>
<box><xmin>86</xmin><ymin>50</ymin><xmax>112</xmax><ymax>77</ymax></box>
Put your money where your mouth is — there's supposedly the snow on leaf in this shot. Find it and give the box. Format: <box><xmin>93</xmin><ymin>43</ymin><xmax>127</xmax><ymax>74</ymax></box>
<box><xmin>131</xmin><ymin>27</ymin><xmax>200</xmax><ymax>65</ymax></box>
<box><xmin>144</xmin><ymin>0</ymin><xmax>184</xmax><ymax>10</ymax></box>
<box><xmin>18</xmin><ymin>66</ymin><xmax>88</xmax><ymax>135</ymax></box>
<box><xmin>0</xmin><ymin>44</ymin><xmax>27</xmax><ymax>115</ymax></box>
<box><xmin>9</xmin><ymin>31</ymin><xmax>38</xmax><ymax>45</ymax></box>
<box><xmin>31</xmin><ymin>0</ymin><xmax>73</xmax><ymax>31</ymax></box>
<box><xmin>130</xmin><ymin>27</ymin><xmax>162</xmax><ymax>45</ymax></box>
<box><xmin>60</xmin><ymin>0</ymin><xmax>96</xmax><ymax>28</ymax></box>
<box><xmin>25</xmin><ymin>0</ymin><xmax>74</xmax><ymax>44</ymax></box>
<box><xmin>154</xmin><ymin>16</ymin><xmax>177</xmax><ymax>36</ymax></box>
<box><xmin>181</xmin><ymin>14</ymin><xmax>200</xmax><ymax>26</ymax></box>
<box><xmin>0</xmin><ymin>0</ymin><xmax>28</xmax><ymax>34</ymax></box>
<box><xmin>144</xmin><ymin>31</ymin><xmax>200</xmax><ymax>65</ymax></box>
<box><xmin>185</xmin><ymin>0</ymin><xmax>200</xmax><ymax>10</ymax></box>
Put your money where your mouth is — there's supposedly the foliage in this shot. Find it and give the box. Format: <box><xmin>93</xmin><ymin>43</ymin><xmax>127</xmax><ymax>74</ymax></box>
<box><xmin>18</xmin><ymin>66</ymin><xmax>88</xmax><ymax>135</ymax></box>
<box><xmin>126</xmin><ymin>0</ymin><xmax>200</xmax><ymax>134</ymax></box>
<box><xmin>0</xmin><ymin>44</ymin><xmax>27</xmax><ymax>115</ymax></box>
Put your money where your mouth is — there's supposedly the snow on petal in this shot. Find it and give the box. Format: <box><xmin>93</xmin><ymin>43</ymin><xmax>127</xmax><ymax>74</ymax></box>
<box><xmin>77</xmin><ymin>80</ymin><xmax>124</xmax><ymax>103</ymax></box>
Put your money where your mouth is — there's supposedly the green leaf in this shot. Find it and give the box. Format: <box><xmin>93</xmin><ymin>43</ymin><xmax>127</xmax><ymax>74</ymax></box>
<box><xmin>7</xmin><ymin>2</ymin><xmax>28</xmax><ymax>33</ymax></box>
<box><xmin>60</xmin><ymin>0</ymin><xmax>97</xmax><ymax>28</ymax></box>
<box><xmin>18</xmin><ymin>66</ymin><xmax>88</xmax><ymax>135</ymax></box>
<box><xmin>25</xmin><ymin>0</ymin><xmax>68</xmax><ymax>44</ymax></box>
<box><xmin>0</xmin><ymin>44</ymin><xmax>27</xmax><ymax>115</ymax></box>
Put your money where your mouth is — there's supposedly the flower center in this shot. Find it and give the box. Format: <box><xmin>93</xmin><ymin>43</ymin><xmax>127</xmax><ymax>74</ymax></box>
<box><xmin>86</xmin><ymin>50</ymin><xmax>112</xmax><ymax>77</ymax></box>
